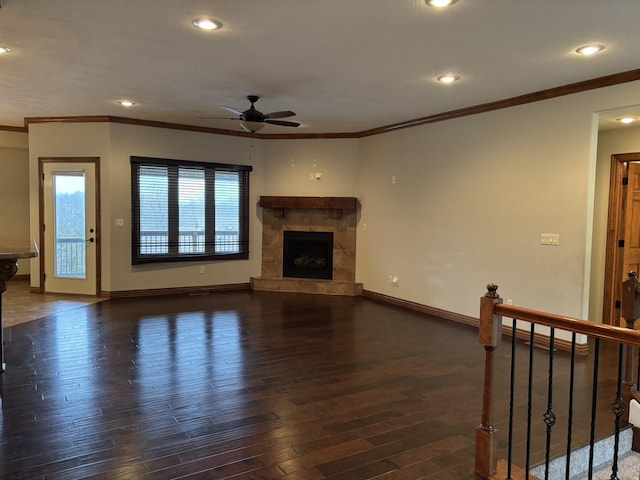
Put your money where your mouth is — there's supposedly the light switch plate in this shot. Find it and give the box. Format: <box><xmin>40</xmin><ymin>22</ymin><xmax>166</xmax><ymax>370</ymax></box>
<box><xmin>540</xmin><ymin>233</ymin><xmax>560</xmax><ymax>246</ymax></box>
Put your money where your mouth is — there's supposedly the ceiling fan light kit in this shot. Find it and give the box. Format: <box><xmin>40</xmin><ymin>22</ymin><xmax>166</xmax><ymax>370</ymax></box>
<box><xmin>240</xmin><ymin>121</ymin><xmax>265</xmax><ymax>133</ymax></box>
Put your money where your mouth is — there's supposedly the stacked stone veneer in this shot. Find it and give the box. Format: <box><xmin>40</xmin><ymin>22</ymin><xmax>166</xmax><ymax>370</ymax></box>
<box><xmin>251</xmin><ymin>206</ymin><xmax>362</xmax><ymax>296</ymax></box>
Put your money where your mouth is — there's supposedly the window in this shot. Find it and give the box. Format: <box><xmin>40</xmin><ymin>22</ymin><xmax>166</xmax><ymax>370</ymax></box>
<box><xmin>131</xmin><ymin>156</ymin><xmax>252</xmax><ymax>264</ymax></box>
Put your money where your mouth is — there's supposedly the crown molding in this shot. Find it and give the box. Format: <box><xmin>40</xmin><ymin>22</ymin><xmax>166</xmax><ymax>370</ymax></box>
<box><xmin>22</xmin><ymin>115</ymin><xmax>254</xmax><ymax>138</ymax></box>
<box><xmin>0</xmin><ymin>124</ymin><xmax>27</xmax><ymax>133</ymax></box>
<box><xmin>356</xmin><ymin>68</ymin><xmax>640</xmax><ymax>137</ymax></box>
<box><xmin>2</xmin><ymin>68</ymin><xmax>639</xmax><ymax>139</ymax></box>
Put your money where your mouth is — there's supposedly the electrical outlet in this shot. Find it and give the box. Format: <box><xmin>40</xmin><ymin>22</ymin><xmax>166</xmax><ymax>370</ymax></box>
<box><xmin>199</xmin><ymin>266</ymin><xmax>206</xmax><ymax>274</ymax></box>
<box><xmin>392</xmin><ymin>276</ymin><xmax>399</xmax><ymax>286</ymax></box>
<box><xmin>506</xmin><ymin>299</ymin><xmax>514</xmax><ymax>305</ymax></box>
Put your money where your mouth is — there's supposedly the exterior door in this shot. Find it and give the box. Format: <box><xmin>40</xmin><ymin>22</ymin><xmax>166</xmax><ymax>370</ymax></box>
<box><xmin>42</xmin><ymin>161</ymin><xmax>98</xmax><ymax>295</ymax></box>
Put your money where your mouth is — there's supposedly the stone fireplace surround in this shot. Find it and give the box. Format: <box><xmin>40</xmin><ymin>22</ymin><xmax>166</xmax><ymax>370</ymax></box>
<box><xmin>250</xmin><ymin>196</ymin><xmax>363</xmax><ymax>296</ymax></box>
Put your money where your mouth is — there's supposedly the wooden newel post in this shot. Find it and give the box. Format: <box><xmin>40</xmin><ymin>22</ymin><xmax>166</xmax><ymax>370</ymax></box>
<box><xmin>620</xmin><ymin>271</ymin><xmax>639</xmax><ymax>327</ymax></box>
<box><xmin>475</xmin><ymin>283</ymin><xmax>503</xmax><ymax>479</ymax></box>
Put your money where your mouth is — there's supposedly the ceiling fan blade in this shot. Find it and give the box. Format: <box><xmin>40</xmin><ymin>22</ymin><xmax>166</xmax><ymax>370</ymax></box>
<box><xmin>220</xmin><ymin>105</ymin><xmax>243</xmax><ymax>116</ymax></box>
<box><xmin>264</xmin><ymin>110</ymin><xmax>296</xmax><ymax>119</ymax></box>
<box><xmin>265</xmin><ymin>119</ymin><xmax>300</xmax><ymax>127</ymax></box>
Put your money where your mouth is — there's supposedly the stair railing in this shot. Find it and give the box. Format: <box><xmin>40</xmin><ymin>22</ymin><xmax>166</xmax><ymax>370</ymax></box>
<box><xmin>476</xmin><ymin>283</ymin><xmax>640</xmax><ymax>480</ymax></box>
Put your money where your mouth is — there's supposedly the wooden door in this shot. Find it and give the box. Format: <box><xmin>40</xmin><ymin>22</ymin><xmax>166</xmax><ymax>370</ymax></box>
<box><xmin>622</xmin><ymin>162</ymin><xmax>640</xmax><ymax>283</ymax></box>
<box><xmin>603</xmin><ymin>154</ymin><xmax>640</xmax><ymax>326</ymax></box>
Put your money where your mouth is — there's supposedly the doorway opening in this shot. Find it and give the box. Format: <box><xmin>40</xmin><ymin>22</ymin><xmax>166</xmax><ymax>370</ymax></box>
<box><xmin>603</xmin><ymin>153</ymin><xmax>640</xmax><ymax>326</ymax></box>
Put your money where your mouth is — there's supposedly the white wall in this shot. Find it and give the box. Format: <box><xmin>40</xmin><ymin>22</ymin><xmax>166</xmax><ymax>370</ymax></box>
<box><xmin>107</xmin><ymin>123</ymin><xmax>264</xmax><ymax>292</ymax></box>
<box><xmin>356</xmin><ymin>81</ymin><xmax>640</xmax><ymax>322</ymax></box>
<box><xmin>0</xmin><ymin>133</ymin><xmax>30</xmax><ymax>274</ymax></box>
<box><xmin>590</xmin><ymin>125</ymin><xmax>640</xmax><ymax>322</ymax></box>
<box><xmin>262</xmin><ymin>139</ymin><xmax>359</xmax><ymax>196</ymax></box>
<box><xmin>28</xmin><ymin>122</ymin><xmax>264</xmax><ymax>293</ymax></box>
<box><xmin>0</xmin><ymin>131</ymin><xmax>28</xmax><ymax>149</ymax></box>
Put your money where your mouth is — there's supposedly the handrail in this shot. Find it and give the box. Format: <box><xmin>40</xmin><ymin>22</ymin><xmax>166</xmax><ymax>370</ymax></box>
<box><xmin>476</xmin><ymin>282</ymin><xmax>640</xmax><ymax>479</ymax></box>
<box><xmin>494</xmin><ymin>303</ymin><xmax>640</xmax><ymax>347</ymax></box>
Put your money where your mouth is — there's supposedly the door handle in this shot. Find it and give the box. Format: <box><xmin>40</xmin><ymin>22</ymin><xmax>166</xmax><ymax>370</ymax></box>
<box><xmin>86</xmin><ymin>237</ymin><xmax>95</xmax><ymax>243</ymax></box>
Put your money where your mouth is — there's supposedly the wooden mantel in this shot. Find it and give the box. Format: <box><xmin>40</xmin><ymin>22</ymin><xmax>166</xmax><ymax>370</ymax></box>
<box><xmin>258</xmin><ymin>196</ymin><xmax>357</xmax><ymax>219</ymax></box>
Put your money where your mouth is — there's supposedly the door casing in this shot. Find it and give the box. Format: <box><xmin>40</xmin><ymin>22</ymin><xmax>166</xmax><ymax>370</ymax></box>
<box><xmin>38</xmin><ymin>157</ymin><xmax>101</xmax><ymax>295</ymax></box>
<box><xmin>603</xmin><ymin>152</ymin><xmax>640</xmax><ymax>325</ymax></box>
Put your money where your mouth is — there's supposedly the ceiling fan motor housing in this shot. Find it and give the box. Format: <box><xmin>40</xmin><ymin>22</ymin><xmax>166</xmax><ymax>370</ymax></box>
<box><xmin>241</xmin><ymin>109</ymin><xmax>264</xmax><ymax>122</ymax></box>
<box><xmin>241</xmin><ymin>95</ymin><xmax>265</xmax><ymax>122</ymax></box>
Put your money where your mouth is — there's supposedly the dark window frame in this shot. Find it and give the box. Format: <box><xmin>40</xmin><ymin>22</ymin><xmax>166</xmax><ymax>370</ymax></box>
<box><xmin>130</xmin><ymin>156</ymin><xmax>252</xmax><ymax>265</ymax></box>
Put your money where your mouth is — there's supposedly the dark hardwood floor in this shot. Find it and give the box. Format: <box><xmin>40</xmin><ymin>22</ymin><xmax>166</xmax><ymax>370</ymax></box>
<box><xmin>0</xmin><ymin>291</ymin><xmax>626</xmax><ymax>479</ymax></box>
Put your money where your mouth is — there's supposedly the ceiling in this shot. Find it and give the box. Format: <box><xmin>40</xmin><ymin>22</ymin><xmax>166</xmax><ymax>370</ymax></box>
<box><xmin>1</xmin><ymin>0</ymin><xmax>640</xmax><ymax>135</ymax></box>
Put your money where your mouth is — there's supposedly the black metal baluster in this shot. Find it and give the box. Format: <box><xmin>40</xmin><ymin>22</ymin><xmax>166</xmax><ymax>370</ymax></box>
<box><xmin>565</xmin><ymin>333</ymin><xmax>576</xmax><ymax>480</ymax></box>
<box><xmin>588</xmin><ymin>338</ymin><xmax>600</xmax><ymax>480</ymax></box>
<box><xmin>525</xmin><ymin>323</ymin><xmax>535</xmax><ymax>479</ymax></box>
<box><xmin>507</xmin><ymin>318</ymin><xmax>517</xmax><ymax>480</ymax></box>
<box><xmin>609</xmin><ymin>344</ymin><xmax>626</xmax><ymax>480</ymax></box>
<box><xmin>544</xmin><ymin>328</ymin><xmax>557</xmax><ymax>479</ymax></box>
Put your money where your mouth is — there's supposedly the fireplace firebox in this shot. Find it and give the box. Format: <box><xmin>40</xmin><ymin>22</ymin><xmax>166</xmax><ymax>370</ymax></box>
<box><xmin>283</xmin><ymin>231</ymin><xmax>333</xmax><ymax>280</ymax></box>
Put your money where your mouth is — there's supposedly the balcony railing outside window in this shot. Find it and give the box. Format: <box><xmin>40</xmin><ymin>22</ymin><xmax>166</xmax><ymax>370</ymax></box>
<box><xmin>55</xmin><ymin>231</ymin><xmax>240</xmax><ymax>276</ymax></box>
<box><xmin>139</xmin><ymin>230</ymin><xmax>240</xmax><ymax>255</ymax></box>
<box><xmin>56</xmin><ymin>237</ymin><xmax>86</xmax><ymax>278</ymax></box>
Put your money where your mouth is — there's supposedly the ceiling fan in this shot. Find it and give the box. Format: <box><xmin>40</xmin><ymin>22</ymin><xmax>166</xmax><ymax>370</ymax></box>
<box><xmin>216</xmin><ymin>95</ymin><xmax>300</xmax><ymax>133</ymax></box>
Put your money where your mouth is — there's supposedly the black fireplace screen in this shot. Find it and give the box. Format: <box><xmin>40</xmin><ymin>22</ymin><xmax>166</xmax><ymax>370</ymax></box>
<box><xmin>283</xmin><ymin>231</ymin><xmax>333</xmax><ymax>280</ymax></box>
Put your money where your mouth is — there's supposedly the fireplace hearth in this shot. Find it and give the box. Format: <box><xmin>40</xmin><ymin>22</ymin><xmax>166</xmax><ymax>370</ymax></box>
<box><xmin>283</xmin><ymin>231</ymin><xmax>333</xmax><ymax>280</ymax></box>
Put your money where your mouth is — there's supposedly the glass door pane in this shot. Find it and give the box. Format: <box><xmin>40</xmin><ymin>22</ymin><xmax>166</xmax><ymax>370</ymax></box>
<box><xmin>53</xmin><ymin>172</ymin><xmax>86</xmax><ymax>279</ymax></box>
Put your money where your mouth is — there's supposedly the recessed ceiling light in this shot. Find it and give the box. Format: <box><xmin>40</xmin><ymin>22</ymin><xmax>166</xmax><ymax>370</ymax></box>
<box><xmin>192</xmin><ymin>17</ymin><xmax>222</xmax><ymax>30</ymax></box>
<box><xmin>0</xmin><ymin>46</ymin><xmax>12</xmax><ymax>54</ymax></box>
<box><xmin>426</xmin><ymin>0</ymin><xmax>458</xmax><ymax>6</ymax></box>
<box><xmin>617</xmin><ymin>117</ymin><xmax>638</xmax><ymax>124</ymax></box>
<box><xmin>437</xmin><ymin>74</ymin><xmax>460</xmax><ymax>84</ymax></box>
<box><xmin>118</xmin><ymin>100</ymin><xmax>136</xmax><ymax>107</ymax></box>
<box><xmin>575</xmin><ymin>44</ymin><xmax>605</xmax><ymax>56</ymax></box>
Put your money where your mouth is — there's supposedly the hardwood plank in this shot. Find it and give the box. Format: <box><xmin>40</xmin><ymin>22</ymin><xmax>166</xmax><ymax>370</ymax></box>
<box><xmin>0</xmin><ymin>290</ymin><xmax>628</xmax><ymax>479</ymax></box>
